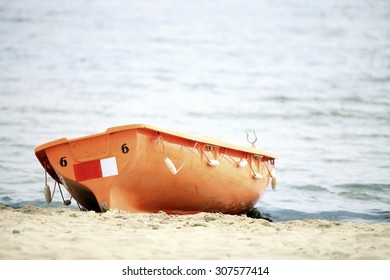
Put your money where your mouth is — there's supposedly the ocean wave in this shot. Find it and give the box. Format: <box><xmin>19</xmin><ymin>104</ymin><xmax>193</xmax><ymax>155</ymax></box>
<box><xmin>291</xmin><ymin>184</ymin><xmax>329</xmax><ymax>192</ymax></box>
<box><xmin>333</xmin><ymin>183</ymin><xmax>390</xmax><ymax>204</ymax></box>
<box><xmin>0</xmin><ymin>196</ymin><xmax>13</xmax><ymax>202</ymax></box>
<box><xmin>337</xmin><ymin>192</ymin><xmax>383</xmax><ymax>202</ymax></box>
<box><xmin>334</xmin><ymin>183</ymin><xmax>390</xmax><ymax>192</ymax></box>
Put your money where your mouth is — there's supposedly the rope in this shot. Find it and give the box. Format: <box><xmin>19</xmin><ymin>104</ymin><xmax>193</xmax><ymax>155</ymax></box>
<box><xmin>249</xmin><ymin>160</ymin><xmax>258</xmax><ymax>177</ymax></box>
<box><xmin>175</xmin><ymin>142</ymin><xmax>199</xmax><ymax>173</ymax></box>
<box><xmin>44</xmin><ymin>161</ymin><xmax>48</xmax><ymax>185</ymax></box>
<box><xmin>51</xmin><ymin>181</ymin><xmax>57</xmax><ymax>201</ymax></box>
<box><xmin>200</xmin><ymin>148</ymin><xmax>212</xmax><ymax>162</ymax></box>
<box><xmin>44</xmin><ymin>160</ymin><xmax>57</xmax><ymax>201</ymax></box>
<box><xmin>44</xmin><ymin>158</ymin><xmax>75</xmax><ymax>206</ymax></box>
<box><xmin>158</xmin><ymin>132</ymin><xmax>199</xmax><ymax>174</ymax></box>
<box><xmin>158</xmin><ymin>133</ymin><xmax>168</xmax><ymax>158</ymax></box>
<box><xmin>224</xmin><ymin>153</ymin><xmax>247</xmax><ymax>168</ymax></box>
<box><xmin>58</xmin><ymin>183</ymin><xmax>65</xmax><ymax>203</ymax></box>
<box><xmin>264</xmin><ymin>159</ymin><xmax>274</xmax><ymax>177</ymax></box>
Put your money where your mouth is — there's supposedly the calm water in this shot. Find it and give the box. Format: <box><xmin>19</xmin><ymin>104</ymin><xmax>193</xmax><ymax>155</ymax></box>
<box><xmin>0</xmin><ymin>0</ymin><xmax>389</xmax><ymax>222</ymax></box>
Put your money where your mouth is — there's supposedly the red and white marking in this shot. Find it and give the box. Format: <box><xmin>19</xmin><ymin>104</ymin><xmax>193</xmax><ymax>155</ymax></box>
<box><xmin>73</xmin><ymin>157</ymin><xmax>118</xmax><ymax>182</ymax></box>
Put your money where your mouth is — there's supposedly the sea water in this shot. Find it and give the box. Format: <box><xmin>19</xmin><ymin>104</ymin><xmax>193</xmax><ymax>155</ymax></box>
<box><xmin>0</xmin><ymin>0</ymin><xmax>389</xmax><ymax>222</ymax></box>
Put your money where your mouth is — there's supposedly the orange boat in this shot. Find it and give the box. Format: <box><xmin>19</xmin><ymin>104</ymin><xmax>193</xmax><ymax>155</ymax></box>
<box><xmin>35</xmin><ymin>124</ymin><xmax>278</xmax><ymax>214</ymax></box>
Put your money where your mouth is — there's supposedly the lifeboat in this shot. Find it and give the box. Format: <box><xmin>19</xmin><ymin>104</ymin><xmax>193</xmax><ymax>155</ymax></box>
<box><xmin>35</xmin><ymin>124</ymin><xmax>278</xmax><ymax>214</ymax></box>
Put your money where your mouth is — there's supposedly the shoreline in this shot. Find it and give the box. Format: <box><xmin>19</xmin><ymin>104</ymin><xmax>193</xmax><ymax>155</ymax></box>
<box><xmin>1</xmin><ymin>205</ymin><xmax>389</xmax><ymax>260</ymax></box>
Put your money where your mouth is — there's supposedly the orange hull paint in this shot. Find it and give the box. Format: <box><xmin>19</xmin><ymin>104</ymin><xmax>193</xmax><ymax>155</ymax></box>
<box><xmin>35</xmin><ymin>124</ymin><xmax>277</xmax><ymax>214</ymax></box>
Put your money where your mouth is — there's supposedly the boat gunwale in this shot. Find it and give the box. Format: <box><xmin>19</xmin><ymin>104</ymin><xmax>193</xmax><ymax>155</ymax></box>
<box><xmin>34</xmin><ymin>123</ymin><xmax>278</xmax><ymax>159</ymax></box>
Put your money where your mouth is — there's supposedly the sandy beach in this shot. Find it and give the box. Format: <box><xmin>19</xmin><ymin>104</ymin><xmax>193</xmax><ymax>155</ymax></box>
<box><xmin>0</xmin><ymin>205</ymin><xmax>389</xmax><ymax>260</ymax></box>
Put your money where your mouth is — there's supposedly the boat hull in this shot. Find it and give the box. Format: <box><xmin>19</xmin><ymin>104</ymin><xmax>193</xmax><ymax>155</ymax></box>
<box><xmin>35</xmin><ymin>124</ymin><xmax>277</xmax><ymax>214</ymax></box>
